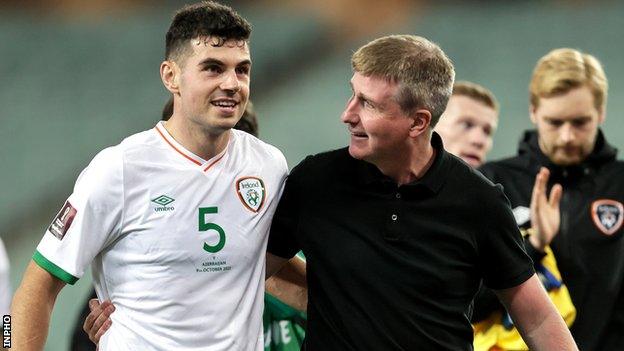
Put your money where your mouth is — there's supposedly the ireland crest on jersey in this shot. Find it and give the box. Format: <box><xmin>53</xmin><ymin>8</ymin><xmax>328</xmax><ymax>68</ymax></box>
<box><xmin>236</xmin><ymin>177</ymin><xmax>266</xmax><ymax>213</ymax></box>
<box><xmin>591</xmin><ymin>199</ymin><xmax>623</xmax><ymax>235</ymax></box>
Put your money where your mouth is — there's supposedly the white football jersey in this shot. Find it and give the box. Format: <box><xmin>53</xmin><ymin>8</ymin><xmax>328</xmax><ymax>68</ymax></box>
<box><xmin>0</xmin><ymin>238</ymin><xmax>10</xmax><ymax>317</ymax></box>
<box><xmin>35</xmin><ymin>122</ymin><xmax>288</xmax><ymax>350</ymax></box>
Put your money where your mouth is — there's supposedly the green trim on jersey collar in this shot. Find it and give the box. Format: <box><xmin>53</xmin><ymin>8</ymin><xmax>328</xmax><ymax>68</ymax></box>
<box><xmin>32</xmin><ymin>250</ymin><xmax>79</xmax><ymax>285</ymax></box>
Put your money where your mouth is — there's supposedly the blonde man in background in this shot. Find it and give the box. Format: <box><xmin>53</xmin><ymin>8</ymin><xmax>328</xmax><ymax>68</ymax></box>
<box><xmin>477</xmin><ymin>48</ymin><xmax>621</xmax><ymax>351</ymax></box>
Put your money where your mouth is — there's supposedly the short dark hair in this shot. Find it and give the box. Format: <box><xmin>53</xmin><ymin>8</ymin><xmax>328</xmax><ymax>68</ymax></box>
<box><xmin>165</xmin><ymin>1</ymin><xmax>252</xmax><ymax>61</ymax></box>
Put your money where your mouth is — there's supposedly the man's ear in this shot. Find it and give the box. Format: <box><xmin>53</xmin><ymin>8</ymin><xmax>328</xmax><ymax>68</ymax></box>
<box><xmin>597</xmin><ymin>106</ymin><xmax>606</xmax><ymax>124</ymax></box>
<box><xmin>409</xmin><ymin>109</ymin><xmax>432</xmax><ymax>137</ymax></box>
<box><xmin>161</xmin><ymin>60</ymin><xmax>180</xmax><ymax>94</ymax></box>
<box><xmin>529</xmin><ymin>104</ymin><xmax>538</xmax><ymax>124</ymax></box>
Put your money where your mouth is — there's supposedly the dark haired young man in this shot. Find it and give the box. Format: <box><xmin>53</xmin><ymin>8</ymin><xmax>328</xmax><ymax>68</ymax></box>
<box><xmin>11</xmin><ymin>2</ymin><xmax>290</xmax><ymax>350</ymax></box>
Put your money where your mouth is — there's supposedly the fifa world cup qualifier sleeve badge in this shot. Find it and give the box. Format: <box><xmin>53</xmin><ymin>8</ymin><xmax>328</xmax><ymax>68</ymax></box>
<box><xmin>48</xmin><ymin>201</ymin><xmax>78</xmax><ymax>240</ymax></box>
<box><xmin>591</xmin><ymin>199</ymin><xmax>623</xmax><ymax>236</ymax></box>
<box><xmin>236</xmin><ymin>177</ymin><xmax>266</xmax><ymax>213</ymax></box>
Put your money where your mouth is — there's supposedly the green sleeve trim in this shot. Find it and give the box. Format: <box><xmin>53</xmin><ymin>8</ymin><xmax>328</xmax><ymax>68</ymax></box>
<box><xmin>32</xmin><ymin>251</ymin><xmax>79</xmax><ymax>285</ymax></box>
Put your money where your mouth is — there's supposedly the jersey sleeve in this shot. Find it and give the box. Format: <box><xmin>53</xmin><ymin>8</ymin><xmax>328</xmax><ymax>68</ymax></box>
<box><xmin>267</xmin><ymin>156</ymin><xmax>311</xmax><ymax>259</ymax></box>
<box><xmin>0</xmin><ymin>239</ymin><xmax>10</xmax><ymax>316</ymax></box>
<box><xmin>476</xmin><ymin>185</ymin><xmax>535</xmax><ymax>290</ymax></box>
<box><xmin>34</xmin><ymin>147</ymin><xmax>124</xmax><ymax>284</ymax></box>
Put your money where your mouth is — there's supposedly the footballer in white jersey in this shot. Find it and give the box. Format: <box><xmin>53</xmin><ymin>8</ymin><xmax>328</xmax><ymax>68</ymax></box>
<box><xmin>34</xmin><ymin>122</ymin><xmax>288</xmax><ymax>350</ymax></box>
<box><xmin>0</xmin><ymin>238</ymin><xmax>10</xmax><ymax>317</ymax></box>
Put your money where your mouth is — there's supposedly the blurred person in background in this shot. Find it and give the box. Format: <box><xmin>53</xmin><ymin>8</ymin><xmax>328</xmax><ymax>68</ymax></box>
<box><xmin>10</xmin><ymin>1</ymin><xmax>308</xmax><ymax>350</ymax></box>
<box><xmin>435</xmin><ymin>81</ymin><xmax>498</xmax><ymax>168</ymax></box>
<box><xmin>476</xmin><ymin>48</ymin><xmax>622</xmax><ymax>351</ymax></box>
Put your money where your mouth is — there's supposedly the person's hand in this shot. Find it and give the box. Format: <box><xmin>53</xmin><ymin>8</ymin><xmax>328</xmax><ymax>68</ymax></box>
<box><xmin>83</xmin><ymin>298</ymin><xmax>115</xmax><ymax>345</ymax></box>
<box><xmin>529</xmin><ymin>167</ymin><xmax>563</xmax><ymax>251</ymax></box>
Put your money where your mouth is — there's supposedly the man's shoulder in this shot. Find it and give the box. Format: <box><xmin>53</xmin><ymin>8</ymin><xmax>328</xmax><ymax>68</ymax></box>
<box><xmin>453</xmin><ymin>161</ymin><xmax>499</xmax><ymax>195</ymax></box>
<box><xmin>231</xmin><ymin>130</ymin><xmax>288</xmax><ymax>171</ymax></box>
<box><xmin>117</xmin><ymin>128</ymin><xmax>160</xmax><ymax>152</ymax></box>
<box><xmin>292</xmin><ymin>147</ymin><xmax>351</xmax><ymax>173</ymax></box>
<box><xmin>441</xmin><ymin>152</ymin><xmax>492</xmax><ymax>187</ymax></box>
<box><xmin>233</xmin><ymin>130</ymin><xmax>282</xmax><ymax>156</ymax></box>
<box><xmin>311</xmin><ymin>147</ymin><xmax>350</xmax><ymax>161</ymax></box>
<box><xmin>480</xmin><ymin>154</ymin><xmax>525</xmax><ymax>171</ymax></box>
<box><xmin>79</xmin><ymin>128</ymin><xmax>157</xmax><ymax>182</ymax></box>
<box><xmin>601</xmin><ymin>157</ymin><xmax>624</xmax><ymax>170</ymax></box>
<box><xmin>83</xmin><ymin>128</ymin><xmax>157</xmax><ymax>167</ymax></box>
<box><xmin>479</xmin><ymin>154</ymin><xmax>530</xmax><ymax>180</ymax></box>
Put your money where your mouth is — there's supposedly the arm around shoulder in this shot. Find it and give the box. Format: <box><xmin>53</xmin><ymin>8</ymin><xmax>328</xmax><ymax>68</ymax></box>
<box><xmin>494</xmin><ymin>274</ymin><xmax>578</xmax><ymax>351</ymax></box>
<box><xmin>11</xmin><ymin>260</ymin><xmax>66</xmax><ymax>351</ymax></box>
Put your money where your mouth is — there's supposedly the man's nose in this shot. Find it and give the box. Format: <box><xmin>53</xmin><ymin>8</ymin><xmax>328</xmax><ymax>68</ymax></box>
<box><xmin>341</xmin><ymin>96</ymin><xmax>359</xmax><ymax>124</ymax></box>
<box><xmin>220</xmin><ymin>70</ymin><xmax>241</xmax><ymax>92</ymax></box>
<box><xmin>469</xmin><ymin>128</ymin><xmax>487</xmax><ymax>149</ymax></box>
<box><xmin>559</xmin><ymin>123</ymin><xmax>575</xmax><ymax>143</ymax></box>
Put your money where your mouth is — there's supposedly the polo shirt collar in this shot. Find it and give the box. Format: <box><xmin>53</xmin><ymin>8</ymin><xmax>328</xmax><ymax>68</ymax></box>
<box><xmin>356</xmin><ymin>132</ymin><xmax>450</xmax><ymax>194</ymax></box>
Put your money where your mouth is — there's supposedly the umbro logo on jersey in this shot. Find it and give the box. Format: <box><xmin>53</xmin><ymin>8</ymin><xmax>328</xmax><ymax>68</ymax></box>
<box><xmin>236</xmin><ymin>177</ymin><xmax>266</xmax><ymax>213</ymax></box>
<box><xmin>152</xmin><ymin>195</ymin><xmax>175</xmax><ymax>212</ymax></box>
<box><xmin>591</xmin><ymin>199</ymin><xmax>623</xmax><ymax>236</ymax></box>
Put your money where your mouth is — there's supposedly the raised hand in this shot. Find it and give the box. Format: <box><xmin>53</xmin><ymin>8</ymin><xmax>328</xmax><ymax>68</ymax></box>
<box><xmin>528</xmin><ymin>167</ymin><xmax>563</xmax><ymax>251</ymax></box>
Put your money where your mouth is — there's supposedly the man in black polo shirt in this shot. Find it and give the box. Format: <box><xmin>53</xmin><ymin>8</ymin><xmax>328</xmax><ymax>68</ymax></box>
<box><xmin>266</xmin><ymin>35</ymin><xmax>577</xmax><ymax>350</ymax></box>
<box><xmin>475</xmin><ymin>48</ymin><xmax>624</xmax><ymax>351</ymax></box>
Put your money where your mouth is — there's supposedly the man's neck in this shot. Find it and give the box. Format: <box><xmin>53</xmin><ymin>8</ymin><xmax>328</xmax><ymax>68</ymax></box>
<box><xmin>163</xmin><ymin>117</ymin><xmax>230</xmax><ymax>161</ymax></box>
<box><xmin>374</xmin><ymin>138</ymin><xmax>436</xmax><ymax>186</ymax></box>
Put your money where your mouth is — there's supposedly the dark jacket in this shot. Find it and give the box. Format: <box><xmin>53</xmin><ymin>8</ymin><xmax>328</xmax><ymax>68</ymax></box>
<box><xmin>476</xmin><ymin>129</ymin><xmax>624</xmax><ymax>351</ymax></box>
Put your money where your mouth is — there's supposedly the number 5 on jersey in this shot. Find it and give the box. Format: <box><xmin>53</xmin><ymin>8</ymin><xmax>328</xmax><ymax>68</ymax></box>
<box><xmin>199</xmin><ymin>207</ymin><xmax>226</xmax><ymax>253</ymax></box>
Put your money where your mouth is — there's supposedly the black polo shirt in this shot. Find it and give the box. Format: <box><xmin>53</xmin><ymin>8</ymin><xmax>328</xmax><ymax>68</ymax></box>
<box><xmin>267</xmin><ymin>133</ymin><xmax>534</xmax><ymax>350</ymax></box>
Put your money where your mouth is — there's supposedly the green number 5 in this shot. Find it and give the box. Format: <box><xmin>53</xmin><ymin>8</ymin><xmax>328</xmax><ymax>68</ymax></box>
<box><xmin>198</xmin><ymin>207</ymin><xmax>226</xmax><ymax>253</ymax></box>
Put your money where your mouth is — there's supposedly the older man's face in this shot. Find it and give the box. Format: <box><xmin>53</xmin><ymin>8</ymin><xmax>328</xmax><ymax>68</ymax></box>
<box><xmin>341</xmin><ymin>72</ymin><xmax>414</xmax><ymax>165</ymax></box>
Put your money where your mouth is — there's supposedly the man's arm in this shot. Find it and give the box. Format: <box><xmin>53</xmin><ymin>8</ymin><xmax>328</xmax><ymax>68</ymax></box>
<box><xmin>495</xmin><ymin>274</ymin><xmax>577</xmax><ymax>351</ymax></box>
<box><xmin>266</xmin><ymin>254</ymin><xmax>307</xmax><ymax>311</ymax></box>
<box><xmin>83</xmin><ymin>255</ymin><xmax>311</xmax><ymax>343</ymax></box>
<box><xmin>11</xmin><ymin>260</ymin><xmax>66</xmax><ymax>351</ymax></box>
<box><xmin>266</xmin><ymin>252</ymin><xmax>289</xmax><ymax>278</ymax></box>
